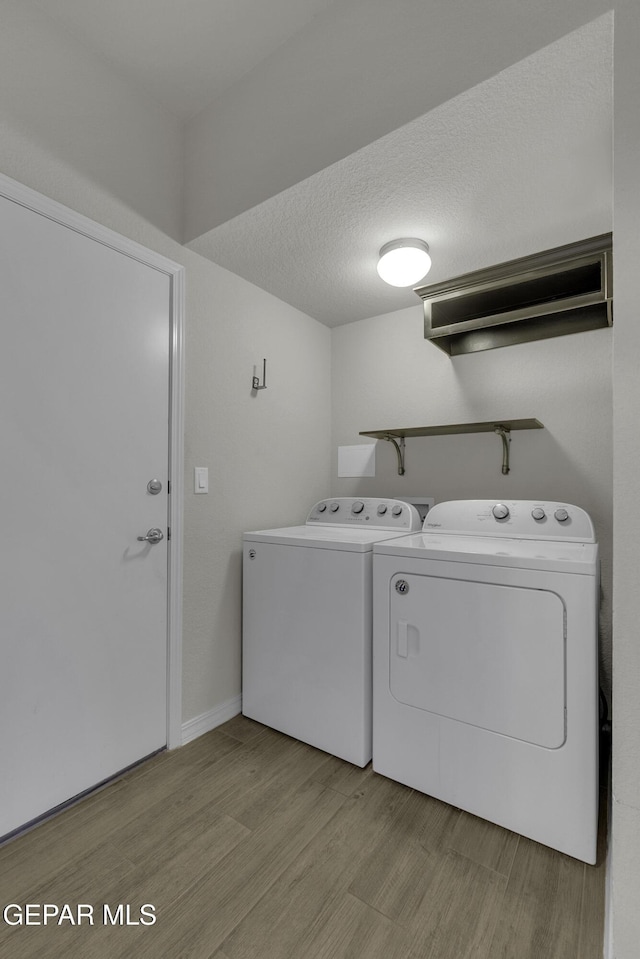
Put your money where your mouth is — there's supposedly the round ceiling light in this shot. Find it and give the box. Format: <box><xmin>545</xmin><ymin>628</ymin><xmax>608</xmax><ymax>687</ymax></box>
<box><xmin>376</xmin><ymin>238</ymin><xmax>432</xmax><ymax>287</ymax></box>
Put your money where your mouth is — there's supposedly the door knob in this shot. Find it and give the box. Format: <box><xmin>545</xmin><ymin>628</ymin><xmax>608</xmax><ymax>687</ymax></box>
<box><xmin>137</xmin><ymin>528</ymin><xmax>164</xmax><ymax>544</ymax></box>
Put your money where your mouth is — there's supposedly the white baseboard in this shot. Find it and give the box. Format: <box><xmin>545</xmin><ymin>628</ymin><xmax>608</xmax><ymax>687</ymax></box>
<box><xmin>181</xmin><ymin>695</ymin><xmax>242</xmax><ymax>745</ymax></box>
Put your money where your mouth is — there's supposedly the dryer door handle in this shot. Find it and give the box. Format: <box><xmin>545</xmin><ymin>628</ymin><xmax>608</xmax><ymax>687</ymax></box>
<box><xmin>398</xmin><ymin>620</ymin><xmax>409</xmax><ymax>658</ymax></box>
<box><xmin>397</xmin><ymin>620</ymin><xmax>420</xmax><ymax>658</ymax></box>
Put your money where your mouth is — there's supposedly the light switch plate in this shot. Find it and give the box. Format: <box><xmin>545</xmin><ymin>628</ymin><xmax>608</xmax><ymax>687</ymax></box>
<box><xmin>194</xmin><ymin>467</ymin><xmax>208</xmax><ymax>493</ymax></box>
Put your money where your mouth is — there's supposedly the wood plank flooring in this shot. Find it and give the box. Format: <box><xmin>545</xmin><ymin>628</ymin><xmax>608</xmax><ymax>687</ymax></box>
<box><xmin>0</xmin><ymin>716</ymin><xmax>607</xmax><ymax>959</ymax></box>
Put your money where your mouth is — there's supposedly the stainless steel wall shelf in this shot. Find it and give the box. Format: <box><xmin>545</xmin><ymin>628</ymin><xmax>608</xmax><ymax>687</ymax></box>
<box><xmin>359</xmin><ymin>418</ymin><xmax>543</xmax><ymax>475</ymax></box>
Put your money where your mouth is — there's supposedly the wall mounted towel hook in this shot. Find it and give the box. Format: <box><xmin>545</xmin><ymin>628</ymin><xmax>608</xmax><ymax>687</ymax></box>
<box><xmin>252</xmin><ymin>358</ymin><xmax>267</xmax><ymax>392</ymax></box>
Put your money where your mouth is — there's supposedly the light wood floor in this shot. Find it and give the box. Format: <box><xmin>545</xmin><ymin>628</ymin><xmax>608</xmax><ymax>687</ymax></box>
<box><xmin>0</xmin><ymin>716</ymin><xmax>606</xmax><ymax>959</ymax></box>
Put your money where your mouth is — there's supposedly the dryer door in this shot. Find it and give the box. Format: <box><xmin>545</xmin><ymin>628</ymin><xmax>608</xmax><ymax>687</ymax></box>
<box><xmin>389</xmin><ymin>572</ymin><xmax>566</xmax><ymax>748</ymax></box>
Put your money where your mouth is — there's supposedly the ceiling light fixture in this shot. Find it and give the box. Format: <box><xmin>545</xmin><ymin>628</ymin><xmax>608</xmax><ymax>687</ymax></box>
<box><xmin>377</xmin><ymin>238</ymin><xmax>432</xmax><ymax>287</ymax></box>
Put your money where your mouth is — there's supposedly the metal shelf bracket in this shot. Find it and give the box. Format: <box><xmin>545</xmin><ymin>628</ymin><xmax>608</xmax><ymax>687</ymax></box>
<box><xmin>382</xmin><ymin>433</ymin><xmax>405</xmax><ymax>476</ymax></box>
<box><xmin>494</xmin><ymin>425</ymin><xmax>512</xmax><ymax>475</ymax></box>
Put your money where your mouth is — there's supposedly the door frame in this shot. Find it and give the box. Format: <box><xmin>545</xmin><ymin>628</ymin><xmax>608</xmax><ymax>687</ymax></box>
<box><xmin>0</xmin><ymin>171</ymin><xmax>185</xmax><ymax>750</ymax></box>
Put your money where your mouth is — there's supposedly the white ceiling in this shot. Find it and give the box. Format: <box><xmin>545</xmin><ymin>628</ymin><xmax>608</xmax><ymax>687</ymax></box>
<box><xmin>31</xmin><ymin>0</ymin><xmax>337</xmax><ymax>118</ymax></box>
<box><xmin>29</xmin><ymin>2</ymin><xmax>612</xmax><ymax>328</ymax></box>
<box><xmin>189</xmin><ymin>15</ymin><xmax>612</xmax><ymax>326</ymax></box>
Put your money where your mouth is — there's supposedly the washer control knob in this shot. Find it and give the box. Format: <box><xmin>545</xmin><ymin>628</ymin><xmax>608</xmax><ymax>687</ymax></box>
<box><xmin>392</xmin><ymin>505</ymin><xmax>403</xmax><ymax>517</ymax></box>
<box><xmin>531</xmin><ymin>507</ymin><xmax>546</xmax><ymax>521</ymax></box>
<box><xmin>330</xmin><ymin>502</ymin><xmax>340</xmax><ymax>512</ymax></box>
<box><xmin>351</xmin><ymin>501</ymin><xmax>364</xmax><ymax>514</ymax></box>
<box><xmin>492</xmin><ymin>503</ymin><xmax>510</xmax><ymax>520</ymax></box>
<box><xmin>377</xmin><ymin>504</ymin><xmax>388</xmax><ymax>516</ymax></box>
<box><xmin>554</xmin><ymin>508</ymin><xmax>569</xmax><ymax>523</ymax></box>
<box><xmin>317</xmin><ymin>503</ymin><xmax>327</xmax><ymax>512</ymax></box>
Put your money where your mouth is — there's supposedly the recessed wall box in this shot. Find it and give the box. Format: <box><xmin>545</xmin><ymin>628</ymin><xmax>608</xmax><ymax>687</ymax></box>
<box><xmin>415</xmin><ymin>233</ymin><xmax>612</xmax><ymax>356</ymax></box>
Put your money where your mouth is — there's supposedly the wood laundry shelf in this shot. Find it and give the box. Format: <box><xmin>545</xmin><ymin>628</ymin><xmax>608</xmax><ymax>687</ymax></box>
<box><xmin>359</xmin><ymin>418</ymin><xmax>544</xmax><ymax>475</ymax></box>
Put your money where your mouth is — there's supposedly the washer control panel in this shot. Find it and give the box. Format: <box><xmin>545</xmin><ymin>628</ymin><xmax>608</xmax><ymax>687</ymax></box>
<box><xmin>423</xmin><ymin>500</ymin><xmax>595</xmax><ymax>542</ymax></box>
<box><xmin>307</xmin><ymin>498</ymin><xmax>421</xmax><ymax>530</ymax></box>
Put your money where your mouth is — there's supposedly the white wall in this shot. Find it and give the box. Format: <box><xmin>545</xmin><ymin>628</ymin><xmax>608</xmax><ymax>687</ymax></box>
<box><xmin>0</xmin><ymin>0</ymin><xmax>183</xmax><ymax>240</ymax></box>
<box><xmin>183</xmin><ymin>260</ymin><xmax>331</xmax><ymax>717</ymax></box>
<box><xmin>331</xmin><ymin>305</ymin><xmax>613</xmax><ymax>695</ymax></box>
<box><xmin>611</xmin><ymin>1</ymin><xmax>640</xmax><ymax>954</ymax></box>
<box><xmin>0</xmin><ymin>4</ymin><xmax>332</xmax><ymax>726</ymax></box>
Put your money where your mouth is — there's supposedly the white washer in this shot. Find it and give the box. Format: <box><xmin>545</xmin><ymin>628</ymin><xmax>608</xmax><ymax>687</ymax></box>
<box><xmin>373</xmin><ymin>499</ymin><xmax>599</xmax><ymax>863</ymax></box>
<box><xmin>243</xmin><ymin>497</ymin><xmax>422</xmax><ymax>766</ymax></box>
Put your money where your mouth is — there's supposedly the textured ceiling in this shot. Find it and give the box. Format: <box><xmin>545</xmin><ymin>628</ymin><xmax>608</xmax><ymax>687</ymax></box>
<box><xmin>29</xmin><ymin>0</ymin><xmax>336</xmax><ymax>118</ymax></box>
<box><xmin>24</xmin><ymin>3</ymin><xmax>613</xmax><ymax>328</ymax></box>
<box><xmin>188</xmin><ymin>15</ymin><xmax>612</xmax><ymax>327</ymax></box>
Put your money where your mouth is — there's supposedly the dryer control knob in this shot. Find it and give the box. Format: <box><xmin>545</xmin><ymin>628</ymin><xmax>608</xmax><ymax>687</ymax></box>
<box><xmin>554</xmin><ymin>508</ymin><xmax>569</xmax><ymax>522</ymax></box>
<box><xmin>377</xmin><ymin>504</ymin><xmax>388</xmax><ymax>515</ymax></box>
<box><xmin>352</xmin><ymin>501</ymin><xmax>364</xmax><ymax>514</ymax></box>
<box><xmin>391</xmin><ymin>505</ymin><xmax>403</xmax><ymax>516</ymax></box>
<box><xmin>317</xmin><ymin>503</ymin><xmax>327</xmax><ymax>512</ymax></box>
<box><xmin>492</xmin><ymin>503</ymin><xmax>510</xmax><ymax>520</ymax></box>
<box><xmin>531</xmin><ymin>507</ymin><xmax>546</xmax><ymax>520</ymax></box>
<box><xmin>330</xmin><ymin>502</ymin><xmax>340</xmax><ymax>512</ymax></box>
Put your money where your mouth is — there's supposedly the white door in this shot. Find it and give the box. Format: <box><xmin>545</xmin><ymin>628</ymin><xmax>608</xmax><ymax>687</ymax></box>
<box><xmin>0</xmin><ymin>192</ymin><xmax>172</xmax><ymax>837</ymax></box>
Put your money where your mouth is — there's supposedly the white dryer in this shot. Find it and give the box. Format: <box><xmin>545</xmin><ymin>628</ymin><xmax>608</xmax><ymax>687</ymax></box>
<box><xmin>373</xmin><ymin>499</ymin><xmax>599</xmax><ymax>863</ymax></box>
<box><xmin>243</xmin><ymin>497</ymin><xmax>421</xmax><ymax>766</ymax></box>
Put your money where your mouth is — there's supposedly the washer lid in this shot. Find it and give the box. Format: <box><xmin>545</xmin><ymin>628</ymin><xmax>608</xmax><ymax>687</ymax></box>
<box><xmin>244</xmin><ymin>524</ymin><xmax>413</xmax><ymax>552</ymax></box>
<box><xmin>374</xmin><ymin>531</ymin><xmax>598</xmax><ymax>573</ymax></box>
